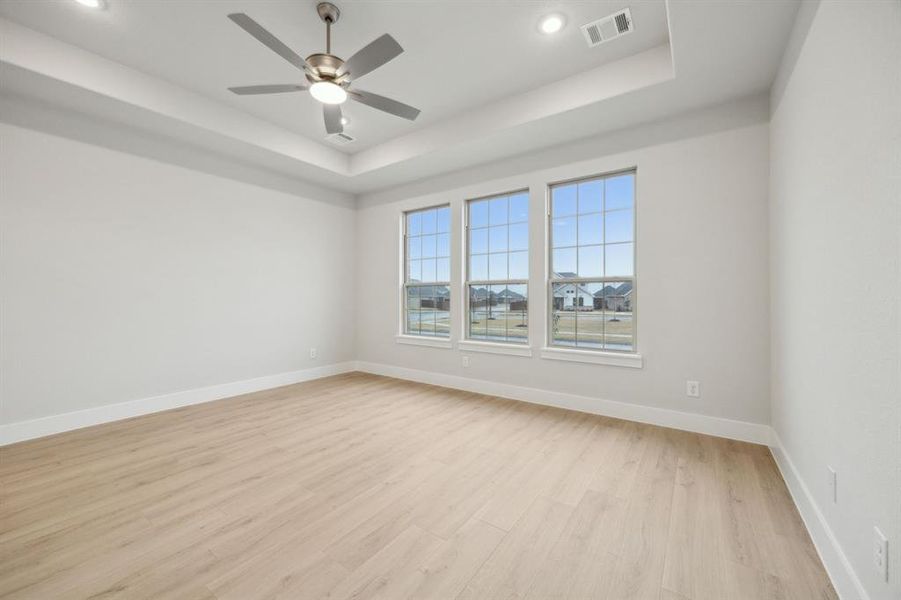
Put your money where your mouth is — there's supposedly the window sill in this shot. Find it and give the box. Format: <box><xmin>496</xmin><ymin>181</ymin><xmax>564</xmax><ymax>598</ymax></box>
<box><xmin>395</xmin><ymin>335</ymin><xmax>453</xmax><ymax>349</ymax></box>
<box><xmin>540</xmin><ymin>347</ymin><xmax>643</xmax><ymax>368</ymax></box>
<box><xmin>457</xmin><ymin>340</ymin><xmax>532</xmax><ymax>357</ymax></box>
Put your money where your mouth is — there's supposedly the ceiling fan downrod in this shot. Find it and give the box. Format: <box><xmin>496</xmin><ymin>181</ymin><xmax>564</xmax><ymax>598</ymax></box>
<box><xmin>317</xmin><ymin>2</ymin><xmax>340</xmax><ymax>55</ymax></box>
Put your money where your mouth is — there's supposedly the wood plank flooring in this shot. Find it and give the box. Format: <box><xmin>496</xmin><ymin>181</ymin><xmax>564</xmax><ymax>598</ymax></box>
<box><xmin>0</xmin><ymin>372</ymin><xmax>836</xmax><ymax>599</ymax></box>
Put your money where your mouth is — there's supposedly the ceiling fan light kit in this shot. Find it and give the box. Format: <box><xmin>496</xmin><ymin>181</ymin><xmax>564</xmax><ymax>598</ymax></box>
<box><xmin>309</xmin><ymin>81</ymin><xmax>347</xmax><ymax>104</ymax></box>
<box><xmin>227</xmin><ymin>2</ymin><xmax>420</xmax><ymax>136</ymax></box>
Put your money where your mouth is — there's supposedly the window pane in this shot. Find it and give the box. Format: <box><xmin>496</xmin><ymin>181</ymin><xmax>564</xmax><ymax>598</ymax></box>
<box><xmin>509</xmin><ymin>193</ymin><xmax>529</xmax><ymax>223</ymax></box>
<box><xmin>578</xmin><ymin>213</ymin><xmax>603</xmax><ymax>246</ymax></box>
<box><xmin>601</xmin><ymin>281</ymin><xmax>633</xmax><ymax>351</ymax></box>
<box><xmin>407</xmin><ymin>212</ymin><xmax>422</xmax><ymax>236</ymax></box>
<box><xmin>605</xmin><ymin>243</ymin><xmax>633</xmax><ymax>277</ymax></box>
<box><xmin>504</xmin><ymin>284</ymin><xmax>528</xmax><ymax>343</ymax></box>
<box><xmin>552</xmin><ymin>217</ymin><xmax>576</xmax><ymax>248</ymax></box>
<box><xmin>421</xmin><ymin>258</ymin><xmax>436</xmax><ymax>282</ymax></box>
<box><xmin>470</xmin><ymin>254</ymin><xmax>488</xmax><ymax>280</ymax></box>
<box><xmin>486</xmin><ymin>285</ymin><xmax>507</xmax><ymax>341</ymax></box>
<box><xmin>470</xmin><ymin>228</ymin><xmax>488</xmax><ymax>254</ymax></box>
<box><xmin>508</xmin><ymin>251</ymin><xmax>528</xmax><ymax>279</ymax></box>
<box><xmin>577</xmin><ymin>285</ymin><xmax>604</xmax><ymax>349</ymax></box>
<box><xmin>488</xmin><ymin>253</ymin><xmax>507</xmax><ymax>280</ymax></box>
<box><xmin>577</xmin><ymin>312</ymin><xmax>604</xmax><ymax>349</ymax></box>
<box><xmin>489</xmin><ymin>196</ymin><xmax>508</xmax><ymax>226</ymax></box>
<box><xmin>488</xmin><ymin>225</ymin><xmax>508</xmax><ymax>253</ymax></box>
<box><xmin>436</xmin><ymin>207</ymin><xmax>450</xmax><ymax>233</ymax></box>
<box><xmin>578</xmin><ymin>180</ymin><xmax>603</xmax><ymax>214</ymax></box>
<box><xmin>508</xmin><ymin>223</ymin><xmax>528</xmax><ymax>251</ymax></box>
<box><xmin>421</xmin><ymin>234</ymin><xmax>437</xmax><ymax>258</ymax></box>
<box><xmin>406</xmin><ymin>285</ymin><xmax>421</xmax><ymax>310</ymax></box>
<box><xmin>416</xmin><ymin>287</ymin><xmax>437</xmax><ymax>335</ymax></box>
<box><xmin>578</xmin><ymin>245</ymin><xmax>603</xmax><ymax>278</ymax></box>
<box><xmin>407</xmin><ymin>235</ymin><xmax>421</xmax><ymax>260</ymax></box>
<box><xmin>436</xmin><ymin>258</ymin><xmax>450</xmax><ymax>281</ymax></box>
<box><xmin>408</xmin><ymin>259</ymin><xmax>421</xmax><ymax>281</ymax></box>
<box><xmin>605</xmin><ymin>210</ymin><xmax>633</xmax><ymax>244</ymax></box>
<box><xmin>434</xmin><ymin>285</ymin><xmax>450</xmax><ymax>337</ymax></box>
<box><xmin>470</xmin><ymin>200</ymin><xmax>489</xmax><ymax>228</ymax></box>
<box><xmin>553</xmin><ymin>247</ymin><xmax>577</xmax><ymax>276</ymax></box>
<box><xmin>436</xmin><ymin>233</ymin><xmax>450</xmax><ymax>258</ymax></box>
<box><xmin>552</xmin><ymin>184</ymin><xmax>577</xmax><ymax>217</ymax></box>
<box><xmin>605</xmin><ymin>174</ymin><xmax>634</xmax><ymax>211</ymax></box>
<box><xmin>469</xmin><ymin>286</ymin><xmax>488</xmax><ymax>339</ymax></box>
<box><xmin>406</xmin><ymin>285</ymin><xmax>421</xmax><ymax>335</ymax></box>
<box><xmin>421</xmin><ymin>209</ymin><xmax>437</xmax><ymax>234</ymax></box>
<box><xmin>406</xmin><ymin>310</ymin><xmax>420</xmax><ymax>334</ymax></box>
<box><xmin>551</xmin><ymin>283</ymin><xmax>577</xmax><ymax>347</ymax></box>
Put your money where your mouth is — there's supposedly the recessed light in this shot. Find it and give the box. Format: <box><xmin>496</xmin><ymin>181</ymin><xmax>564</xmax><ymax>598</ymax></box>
<box><xmin>75</xmin><ymin>0</ymin><xmax>106</xmax><ymax>9</ymax></box>
<box><xmin>309</xmin><ymin>81</ymin><xmax>347</xmax><ymax>105</ymax></box>
<box><xmin>540</xmin><ymin>14</ymin><xmax>564</xmax><ymax>34</ymax></box>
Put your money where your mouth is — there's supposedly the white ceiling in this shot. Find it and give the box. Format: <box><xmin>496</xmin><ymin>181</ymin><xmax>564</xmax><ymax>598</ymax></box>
<box><xmin>0</xmin><ymin>0</ymin><xmax>800</xmax><ymax>197</ymax></box>
<box><xmin>0</xmin><ymin>0</ymin><xmax>669</xmax><ymax>152</ymax></box>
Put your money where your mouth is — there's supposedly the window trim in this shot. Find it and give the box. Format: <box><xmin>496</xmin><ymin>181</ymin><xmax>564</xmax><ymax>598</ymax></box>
<box><xmin>463</xmin><ymin>189</ymin><xmax>531</xmax><ymax>346</ymax></box>
<box><xmin>546</xmin><ymin>168</ymin><xmax>638</xmax><ymax>355</ymax></box>
<box><xmin>457</xmin><ymin>339</ymin><xmax>533</xmax><ymax>357</ymax></box>
<box><xmin>396</xmin><ymin>334</ymin><xmax>453</xmax><ymax>349</ymax></box>
<box><xmin>540</xmin><ymin>346</ymin><xmax>643</xmax><ymax>368</ymax></box>
<box><xmin>401</xmin><ymin>204</ymin><xmax>452</xmax><ymax>339</ymax></box>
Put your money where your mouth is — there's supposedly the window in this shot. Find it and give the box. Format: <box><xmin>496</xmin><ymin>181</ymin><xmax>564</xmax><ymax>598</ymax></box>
<box><xmin>549</xmin><ymin>171</ymin><xmax>635</xmax><ymax>352</ymax></box>
<box><xmin>466</xmin><ymin>191</ymin><xmax>529</xmax><ymax>344</ymax></box>
<box><xmin>404</xmin><ymin>205</ymin><xmax>451</xmax><ymax>337</ymax></box>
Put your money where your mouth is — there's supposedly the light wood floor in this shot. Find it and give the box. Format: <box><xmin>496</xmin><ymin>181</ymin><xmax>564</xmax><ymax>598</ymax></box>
<box><xmin>1</xmin><ymin>373</ymin><xmax>835</xmax><ymax>600</ymax></box>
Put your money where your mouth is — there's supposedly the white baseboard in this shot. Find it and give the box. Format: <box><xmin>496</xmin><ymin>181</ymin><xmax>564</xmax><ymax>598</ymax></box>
<box><xmin>0</xmin><ymin>362</ymin><xmax>356</xmax><ymax>446</ymax></box>
<box><xmin>354</xmin><ymin>361</ymin><xmax>772</xmax><ymax>445</ymax></box>
<box><xmin>769</xmin><ymin>433</ymin><xmax>869</xmax><ymax>600</ymax></box>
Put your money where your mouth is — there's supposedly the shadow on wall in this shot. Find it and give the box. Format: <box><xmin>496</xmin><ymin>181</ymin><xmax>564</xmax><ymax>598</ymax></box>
<box><xmin>0</xmin><ymin>86</ymin><xmax>355</xmax><ymax>209</ymax></box>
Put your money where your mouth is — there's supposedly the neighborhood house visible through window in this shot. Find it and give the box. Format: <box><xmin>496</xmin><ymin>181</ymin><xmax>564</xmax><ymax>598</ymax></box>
<box><xmin>404</xmin><ymin>205</ymin><xmax>450</xmax><ymax>337</ymax></box>
<box><xmin>550</xmin><ymin>172</ymin><xmax>635</xmax><ymax>352</ymax></box>
<box><xmin>466</xmin><ymin>191</ymin><xmax>529</xmax><ymax>344</ymax></box>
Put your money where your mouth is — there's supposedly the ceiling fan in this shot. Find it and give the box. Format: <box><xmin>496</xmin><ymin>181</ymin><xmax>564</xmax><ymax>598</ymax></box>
<box><xmin>226</xmin><ymin>2</ymin><xmax>420</xmax><ymax>136</ymax></box>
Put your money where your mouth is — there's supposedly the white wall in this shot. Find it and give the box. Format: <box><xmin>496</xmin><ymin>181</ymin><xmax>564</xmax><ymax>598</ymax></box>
<box><xmin>769</xmin><ymin>1</ymin><xmax>901</xmax><ymax>599</ymax></box>
<box><xmin>355</xmin><ymin>98</ymin><xmax>771</xmax><ymax>427</ymax></box>
<box><xmin>0</xmin><ymin>123</ymin><xmax>355</xmax><ymax>427</ymax></box>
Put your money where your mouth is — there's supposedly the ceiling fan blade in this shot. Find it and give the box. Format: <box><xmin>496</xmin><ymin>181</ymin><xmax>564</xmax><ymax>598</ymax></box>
<box><xmin>323</xmin><ymin>104</ymin><xmax>344</xmax><ymax>134</ymax></box>
<box><xmin>336</xmin><ymin>34</ymin><xmax>403</xmax><ymax>80</ymax></box>
<box><xmin>228</xmin><ymin>13</ymin><xmax>308</xmax><ymax>72</ymax></box>
<box><xmin>228</xmin><ymin>84</ymin><xmax>307</xmax><ymax>95</ymax></box>
<box><xmin>349</xmin><ymin>89</ymin><xmax>420</xmax><ymax>121</ymax></box>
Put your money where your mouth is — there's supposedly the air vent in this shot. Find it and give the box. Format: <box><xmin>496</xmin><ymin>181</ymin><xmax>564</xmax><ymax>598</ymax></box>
<box><xmin>327</xmin><ymin>132</ymin><xmax>355</xmax><ymax>145</ymax></box>
<box><xmin>581</xmin><ymin>8</ymin><xmax>633</xmax><ymax>48</ymax></box>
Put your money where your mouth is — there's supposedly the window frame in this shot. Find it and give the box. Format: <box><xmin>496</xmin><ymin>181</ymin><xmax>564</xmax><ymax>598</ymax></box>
<box><xmin>546</xmin><ymin>168</ymin><xmax>638</xmax><ymax>355</ymax></box>
<box><xmin>463</xmin><ymin>189</ymin><xmax>531</xmax><ymax>346</ymax></box>
<box><xmin>401</xmin><ymin>203</ymin><xmax>452</xmax><ymax>340</ymax></box>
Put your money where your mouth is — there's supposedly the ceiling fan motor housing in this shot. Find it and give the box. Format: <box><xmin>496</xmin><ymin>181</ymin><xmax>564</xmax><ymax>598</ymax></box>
<box><xmin>305</xmin><ymin>53</ymin><xmax>346</xmax><ymax>84</ymax></box>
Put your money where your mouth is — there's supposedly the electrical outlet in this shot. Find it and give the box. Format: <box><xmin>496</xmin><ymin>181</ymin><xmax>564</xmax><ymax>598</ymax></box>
<box><xmin>686</xmin><ymin>380</ymin><xmax>700</xmax><ymax>398</ymax></box>
<box><xmin>874</xmin><ymin>527</ymin><xmax>888</xmax><ymax>581</ymax></box>
<box><xmin>461</xmin><ymin>356</ymin><xmax>470</xmax><ymax>368</ymax></box>
<box><xmin>309</xmin><ymin>348</ymin><xmax>318</xmax><ymax>359</ymax></box>
<box><xmin>827</xmin><ymin>466</ymin><xmax>837</xmax><ymax>503</ymax></box>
